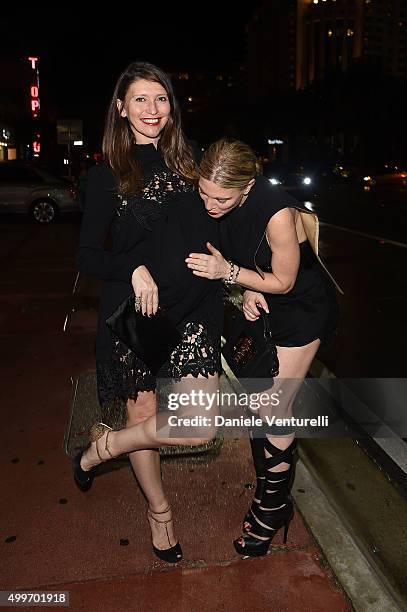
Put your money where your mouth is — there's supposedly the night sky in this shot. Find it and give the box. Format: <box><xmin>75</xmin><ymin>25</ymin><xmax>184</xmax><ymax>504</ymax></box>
<box><xmin>3</xmin><ymin>3</ymin><xmax>261</xmax><ymax>114</ymax></box>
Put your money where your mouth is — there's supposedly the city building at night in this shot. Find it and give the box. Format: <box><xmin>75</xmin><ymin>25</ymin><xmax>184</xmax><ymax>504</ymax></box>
<box><xmin>248</xmin><ymin>0</ymin><xmax>407</xmax><ymax>95</ymax></box>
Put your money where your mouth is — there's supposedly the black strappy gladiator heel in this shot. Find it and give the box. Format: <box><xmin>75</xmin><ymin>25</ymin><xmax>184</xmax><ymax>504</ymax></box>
<box><xmin>242</xmin><ymin>433</ymin><xmax>266</xmax><ymax>532</ymax></box>
<box><xmin>147</xmin><ymin>505</ymin><xmax>183</xmax><ymax>564</ymax></box>
<box><xmin>234</xmin><ymin>435</ymin><xmax>297</xmax><ymax>557</ymax></box>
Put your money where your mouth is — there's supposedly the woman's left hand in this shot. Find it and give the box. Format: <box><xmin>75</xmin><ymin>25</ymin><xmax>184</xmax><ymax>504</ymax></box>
<box><xmin>185</xmin><ymin>242</ymin><xmax>229</xmax><ymax>280</ymax></box>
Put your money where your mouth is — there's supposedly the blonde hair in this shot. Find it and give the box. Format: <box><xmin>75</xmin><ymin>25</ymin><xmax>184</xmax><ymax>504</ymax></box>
<box><xmin>199</xmin><ymin>138</ymin><xmax>262</xmax><ymax>189</ymax></box>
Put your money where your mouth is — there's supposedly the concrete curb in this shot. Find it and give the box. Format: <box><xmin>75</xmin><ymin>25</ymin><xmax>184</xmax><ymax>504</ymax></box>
<box><xmin>293</xmin><ymin>460</ymin><xmax>403</xmax><ymax>612</ymax></box>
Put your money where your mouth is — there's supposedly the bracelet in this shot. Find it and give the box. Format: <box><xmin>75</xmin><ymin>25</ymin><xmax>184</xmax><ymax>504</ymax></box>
<box><xmin>224</xmin><ymin>260</ymin><xmax>235</xmax><ymax>284</ymax></box>
<box><xmin>234</xmin><ymin>265</ymin><xmax>241</xmax><ymax>283</ymax></box>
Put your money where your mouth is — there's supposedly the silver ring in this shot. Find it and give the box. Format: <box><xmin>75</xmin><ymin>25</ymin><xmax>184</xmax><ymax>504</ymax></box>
<box><xmin>135</xmin><ymin>296</ymin><xmax>141</xmax><ymax>312</ymax></box>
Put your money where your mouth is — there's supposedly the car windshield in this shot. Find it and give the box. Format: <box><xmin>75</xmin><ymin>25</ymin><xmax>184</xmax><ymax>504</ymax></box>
<box><xmin>32</xmin><ymin>167</ymin><xmax>70</xmax><ymax>183</ymax></box>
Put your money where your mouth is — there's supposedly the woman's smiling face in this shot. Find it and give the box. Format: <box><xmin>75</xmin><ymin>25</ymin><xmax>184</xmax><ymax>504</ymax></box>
<box><xmin>117</xmin><ymin>78</ymin><xmax>171</xmax><ymax>145</ymax></box>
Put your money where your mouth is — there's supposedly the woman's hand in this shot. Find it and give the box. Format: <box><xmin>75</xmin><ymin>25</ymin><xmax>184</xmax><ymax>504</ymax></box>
<box><xmin>242</xmin><ymin>290</ymin><xmax>269</xmax><ymax>321</ymax></box>
<box><xmin>131</xmin><ymin>265</ymin><xmax>159</xmax><ymax>316</ymax></box>
<box><xmin>185</xmin><ymin>242</ymin><xmax>229</xmax><ymax>280</ymax></box>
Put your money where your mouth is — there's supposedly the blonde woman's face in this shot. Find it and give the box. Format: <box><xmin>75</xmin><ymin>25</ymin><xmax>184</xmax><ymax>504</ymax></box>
<box><xmin>117</xmin><ymin>79</ymin><xmax>171</xmax><ymax>145</ymax></box>
<box><xmin>198</xmin><ymin>177</ymin><xmax>254</xmax><ymax>218</ymax></box>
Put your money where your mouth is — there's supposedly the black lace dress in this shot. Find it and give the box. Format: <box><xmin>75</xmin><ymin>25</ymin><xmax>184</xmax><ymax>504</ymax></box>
<box><xmin>77</xmin><ymin>143</ymin><xmax>223</xmax><ymax>427</ymax></box>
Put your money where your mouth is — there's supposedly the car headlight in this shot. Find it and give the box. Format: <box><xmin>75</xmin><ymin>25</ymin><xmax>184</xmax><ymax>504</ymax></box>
<box><xmin>269</xmin><ymin>178</ymin><xmax>281</xmax><ymax>185</ymax></box>
<box><xmin>302</xmin><ymin>177</ymin><xmax>312</xmax><ymax>185</ymax></box>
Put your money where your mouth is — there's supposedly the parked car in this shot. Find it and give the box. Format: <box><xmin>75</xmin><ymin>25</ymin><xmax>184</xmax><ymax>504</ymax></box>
<box><xmin>0</xmin><ymin>162</ymin><xmax>79</xmax><ymax>223</ymax></box>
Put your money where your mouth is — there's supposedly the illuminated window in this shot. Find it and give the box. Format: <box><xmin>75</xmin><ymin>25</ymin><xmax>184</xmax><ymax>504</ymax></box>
<box><xmin>347</xmin><ymin>28</ymin><xmax>354</xmax><ymax>37</ymax></box>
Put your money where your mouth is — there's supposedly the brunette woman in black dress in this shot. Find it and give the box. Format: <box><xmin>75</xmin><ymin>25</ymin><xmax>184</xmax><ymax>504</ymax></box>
<box><xmin>74</xmin><ymin>63</ymin><xmax>223</xmax><ymax>563</ymax></box>
<box><xmin>185</xmin><ymin>138</ymin><xmax>340</xmax><ymax>557</ymax></box>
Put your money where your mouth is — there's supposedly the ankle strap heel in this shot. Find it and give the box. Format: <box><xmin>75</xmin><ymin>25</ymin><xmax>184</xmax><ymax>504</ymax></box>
<box><xmin>89</xmin><ymin>422</ymin><xmax>114</xmax><ymax>460</ymax></box>
<box><xmin>147</xmin><ymin>505</ymin><xmax>183</xmax><ymax>564</ymax></box>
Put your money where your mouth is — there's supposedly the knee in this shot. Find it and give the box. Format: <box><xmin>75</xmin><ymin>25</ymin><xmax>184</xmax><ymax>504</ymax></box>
<box><xmin>126</xmin><ymin>393</ymin><xmax>156</xmax><ymax>426</ymax></box>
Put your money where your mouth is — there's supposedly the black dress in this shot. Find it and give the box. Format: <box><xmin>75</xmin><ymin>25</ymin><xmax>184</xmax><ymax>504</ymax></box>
<box><xmin>77</xmin><ymin>143</ymin><xmax>223</xmax><ymax>426</ymax></box>
<box><xmin>219</xmin><ymin>175</ymin><xmax>339</xmax><ymax>347</ymax></box>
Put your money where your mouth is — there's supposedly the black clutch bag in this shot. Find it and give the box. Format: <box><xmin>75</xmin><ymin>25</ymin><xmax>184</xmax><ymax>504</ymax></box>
<box><xmin>106</xmin><ymin>295</ymin><xmax>182</xmax><ymax>375</ymax></box>
<box><xmin>222</xmin><ymin>307</ymin><xmax>279</xmax><ymax>391</ymax></box>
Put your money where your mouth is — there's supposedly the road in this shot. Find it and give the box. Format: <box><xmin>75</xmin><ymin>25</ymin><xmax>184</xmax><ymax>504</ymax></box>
<box><xmin>296</xmin><ymin>182</ymin><xmax>407</xmax><ymax>245</ymax></box>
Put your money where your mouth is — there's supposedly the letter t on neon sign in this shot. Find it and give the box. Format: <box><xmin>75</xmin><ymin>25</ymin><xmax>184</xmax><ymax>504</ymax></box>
<box><xmin>28</xmin><ymin>57</ymin><xmax>39</xmax><ymax>70</ymax></box>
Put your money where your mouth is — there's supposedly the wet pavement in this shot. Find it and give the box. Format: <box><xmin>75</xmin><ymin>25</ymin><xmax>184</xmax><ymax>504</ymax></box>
<box><xmin>0</xmin><ymin>216</ymin><xmax>390</xmax><ymax>611</ymax></box>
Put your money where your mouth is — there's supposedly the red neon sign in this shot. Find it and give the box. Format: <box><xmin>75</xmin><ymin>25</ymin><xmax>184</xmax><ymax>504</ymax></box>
<box><xmin>28</xmin><ymin>56</ymin><xmax>40</xmax><ymax>119</ymax></box>
<box><xmin>28</xmin><ymin>57</ymin><xmax>39</xmax><ymax>70</ymax></box>
<box><xmin>28</xmin><ymin>56</ymin><xmax>40</xmax><ymax>156</ymax></box>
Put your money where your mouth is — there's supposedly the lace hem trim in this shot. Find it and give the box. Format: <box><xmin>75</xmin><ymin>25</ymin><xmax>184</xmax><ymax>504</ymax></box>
<box><xmin>96</xmin><ymin>321</ymin><xmax>221</xmax><ymax>427</ymax></box>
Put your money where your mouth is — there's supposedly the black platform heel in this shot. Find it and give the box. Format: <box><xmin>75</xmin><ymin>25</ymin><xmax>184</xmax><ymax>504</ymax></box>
<box><xmin>234</xmin><ymin>435</ymin><xmax>297</xmax><ymax>557</ymax></box>
<box><xmin>147</xmin><ymin>505</ymin><xmax>183</xmax><ymax>564</ymax></box>
<box><xmin>242</xmin><ymin>433</ymin><xmax>266</xmax><ymax>532</ymax></box>
<box><xmin>73</xmin><ymin>422</ymin><xmax>113</xmax><ymax>492</ymax></box>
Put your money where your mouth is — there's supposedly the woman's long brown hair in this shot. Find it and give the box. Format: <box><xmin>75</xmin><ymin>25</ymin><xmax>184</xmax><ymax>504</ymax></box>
<box><xmin>102</xmin><ymin>62</ymin><xmax>198</xmax><ymax>196</ymax></box>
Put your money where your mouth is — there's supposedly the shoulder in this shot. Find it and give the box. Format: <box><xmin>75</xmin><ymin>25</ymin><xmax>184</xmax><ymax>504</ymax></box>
<box><xmin>87</xmin><ymin>162</ymin><xmax>117</xmax><ymax>188</ymax></box>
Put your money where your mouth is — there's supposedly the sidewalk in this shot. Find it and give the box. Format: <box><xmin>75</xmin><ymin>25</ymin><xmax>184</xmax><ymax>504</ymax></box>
<box><xmin>0</xmin><ymin>221</ymin><xmax>351</xmax><ymax>612</ymax></box>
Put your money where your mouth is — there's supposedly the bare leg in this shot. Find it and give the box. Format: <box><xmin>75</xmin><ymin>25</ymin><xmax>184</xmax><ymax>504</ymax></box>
<box><xmin>260</xmin><ymin>338</ymin><xmax>321</xmax><ymax>472</ymax></box>
<box><xmin>126</xmin><ymin>392</ymin><xmax>167</xmax><ymax>510</ymax></box>
<box><xmin>125</xmin><ymin>392</ymin><xmax>178</xmax><ymax>550</ymax></box>
<box><xmin>81</xmin><ymin>373</ymin><xmax>219</xmax><ymax>468</ymax></box>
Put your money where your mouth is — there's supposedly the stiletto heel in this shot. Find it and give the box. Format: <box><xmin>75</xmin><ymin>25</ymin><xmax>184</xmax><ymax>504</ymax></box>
<box><xmin>283</xmin><ymin>519</ymin><xmax>290</xmax><ymax>544</ymax></box>
<box><xmin>234</xmin><ymin>433</ymin><xmax>297</xmax><ymax>558</ymax></box>
<box><xmin>73</xmin><ymin>422</ymin><xmax>113</xmax><ymax>492</ymax></box>
<box><xmin>147</xmin><ymin>505</ymin><xmax>183</xmax><ymax>564</ymax></box>
<box><xmin>234</xmin><ymin>504</ymin><xmax>294</xmax><ymax>557</ymax></box>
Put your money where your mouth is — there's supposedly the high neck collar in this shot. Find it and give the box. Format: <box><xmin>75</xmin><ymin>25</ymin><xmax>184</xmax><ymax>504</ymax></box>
<box><xmin>133</xmin><ymin>141</ymin><xmax>163</xmax><ymax>163</ymax></box>
<box><xmin>135</xmin><ymin>142</ymin><xmax>158</xmax><ymax>149</ymax></box>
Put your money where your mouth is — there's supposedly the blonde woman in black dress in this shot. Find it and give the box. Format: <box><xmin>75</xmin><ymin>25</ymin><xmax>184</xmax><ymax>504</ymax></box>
<box><xmin>184</xmin><ymin>138</ymin><xmax>340</xmax><ymax>557</ymax></box>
